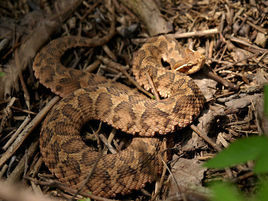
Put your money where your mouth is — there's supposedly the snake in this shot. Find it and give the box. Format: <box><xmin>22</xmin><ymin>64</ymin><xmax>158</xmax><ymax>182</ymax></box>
<box><xmin>33</xmin><ymin>25</ymin><xmax>205</xmax><ymax>197</ymax></box>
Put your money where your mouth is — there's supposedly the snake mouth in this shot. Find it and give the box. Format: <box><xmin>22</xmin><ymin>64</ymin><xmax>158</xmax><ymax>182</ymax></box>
<box><xmin>174</xmin><ymin>63</ymin><xmax>196</xmax><ymax>73</ymax></box>
<box><xmin>173</xmin><ymin>56</ymin><xmax>205</xmax><ymax>74</ymax></box>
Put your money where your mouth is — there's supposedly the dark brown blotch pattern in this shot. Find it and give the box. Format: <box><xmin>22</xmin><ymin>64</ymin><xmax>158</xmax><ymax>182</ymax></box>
<box><xmin>114</xmin><ymin>101</ymin><xmax>136</xmax><ymax>120</ymax></box>
<box><xmin>62</xmin><ymin>156</ymin><xmax>81</xmax><ymax>178</ymax></box>
<box><xmin>95</xmin><ymin>92</ymin><xmax>113</xmax><ymax>118</ymax></box>
<box><xmin>62</xmin><ymin>137</ymin><xmax>84</xmax><ymax>154</ymax></box>
<box><xmin>61</xmin><ymin>104</ymin><xmax>80</xmax><ymax>120</ymax></box>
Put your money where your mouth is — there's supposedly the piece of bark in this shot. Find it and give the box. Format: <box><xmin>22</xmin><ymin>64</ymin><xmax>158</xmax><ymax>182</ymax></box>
<box><xmin>0</xmin><ymin>0</ymin><xmax>83</xmax><ymax>99</ymax></box>
<box><xmin>119</xmin><ymin>0</ymin><xmax>172</xmax><ymax>36</ymax></box>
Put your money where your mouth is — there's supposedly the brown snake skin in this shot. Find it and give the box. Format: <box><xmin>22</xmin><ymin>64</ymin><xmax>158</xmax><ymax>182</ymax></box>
<box><xmin>33</xmin><ymin>31</ymin><xmax>205</xmax><ymax>197</ymax></box>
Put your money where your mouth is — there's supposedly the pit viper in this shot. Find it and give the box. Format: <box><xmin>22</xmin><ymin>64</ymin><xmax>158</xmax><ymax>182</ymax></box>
<box><xmin>33</xmin><ymin>29</ymin><xmax>205</xmax><ymax>197</ymax></box>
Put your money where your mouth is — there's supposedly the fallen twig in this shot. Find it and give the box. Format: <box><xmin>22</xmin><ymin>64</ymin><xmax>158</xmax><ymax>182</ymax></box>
<box><xmin>169</xmin><ymin>28</ymin><xmax>219</xmax><ymax>39</ymax></box>
<box><xmin>0</xmin><ymin>96</ymin><xmax>60</xmax><ymax>167</ymax></box>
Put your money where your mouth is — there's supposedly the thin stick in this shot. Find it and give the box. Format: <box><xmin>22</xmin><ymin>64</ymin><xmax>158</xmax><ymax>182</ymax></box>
<box><xmin>168</xmin><ymin>28</ymin><xmax>219</xmax><ymax>39</ymax></box>
<box><xmin>190</xmin><ymin>125</ymin><xmax>221</xmax><ymax>152</ymax></box>
<box><xmin>214</xmin><ymin>52</ymin><xmax>262</xmax><ymax>72</ymax></box>
<box><xmin>237</xmin><ymin>16</ymin><xmax>267</xmax><ymax>34</ymax></box>
<box><xmin>159</xmin><ymin>151</ymin><xmax>187</xmax><ymax>201</ymax></box>
<box><xmin>146</xmin><ymin>72</ymin><xmax>160</xmax><ymax>100</ymax></box>
<box><xmin>97</xmin><ymin>56</ymin><xmax>154</xmax><ymax>98</ymax></box>
<box><xmin>228</xmin><ymin>36</ymin><xmax>267</xmax><ymax>52</ymax></box>
<box><xmin>7</xmin><ymin>140</ymin><xmax>39</xmax><ymax>183</ymax></box>
<box><xmin>10</xmin><ymin>106</ymin><xmax>36</xmax><ymax>115</ymax></box>
<box><xmin>99</xmin><ymin>134</ymin><xmax>117</xmax><ymax>154</ymax></box>
<box><xmin>25</xmin><ymin>176</ymin><xmax>117</xmax><ymax>201</ymax></box>
<box><xmin>204</xmin><ymin>69</ymin><xmax>240</xmax><ymax>91</ymax></box>
<box><xmin>0</xmin><ymin>96</ymin><xmax>60</xmax><ymax>167</ymax></box>
<box><xmin>3</xmin><ymin>115</ymin><xmax>31</xmax><ymax>150</ymax></box>
<box><xmin>0</xmin><ymin>164</ymin><xmax>8</xmax><ymax>178</ymax></box>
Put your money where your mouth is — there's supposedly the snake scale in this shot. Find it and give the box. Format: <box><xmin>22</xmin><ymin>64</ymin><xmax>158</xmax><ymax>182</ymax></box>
<box><xmin>33</xmin><ymin>24</ymin><xmax>205</xmax><ymax>197</ymax></box>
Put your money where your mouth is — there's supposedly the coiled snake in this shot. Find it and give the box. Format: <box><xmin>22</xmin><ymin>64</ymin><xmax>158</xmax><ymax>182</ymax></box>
<box><xmin>33</xmin><ymin>30</ymin><xmax>205</xmax><ymax>197</ymax></box>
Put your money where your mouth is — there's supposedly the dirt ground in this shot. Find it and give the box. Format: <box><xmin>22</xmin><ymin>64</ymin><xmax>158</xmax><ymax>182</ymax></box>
<box><xmin>0</xmin><ymin>0</ymin><xmax>267</xmax><ymax>200</ymax></box>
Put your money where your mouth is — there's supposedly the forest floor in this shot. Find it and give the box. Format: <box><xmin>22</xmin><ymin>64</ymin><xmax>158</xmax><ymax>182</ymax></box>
<box><xmin>0</xmin><ymin>0</ymin><xmax>267</xmax><ymax>201</ymax></box>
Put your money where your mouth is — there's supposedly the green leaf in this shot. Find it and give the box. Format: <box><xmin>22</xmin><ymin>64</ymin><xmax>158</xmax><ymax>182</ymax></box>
<box><xmin>210</xmin><ymin>182</ymin><xmax>245</xmax><ymax>201</ymax></box>
<box><xmin>78</xmin><ymin>198</ymin><xmax>91</xmax><ymax>201</ymax></box>
<box><xmin>204</xmin><ymin>136</ymin><xmax>268</xmax><ymax>169</ymax></box>
<box><xmin>254</xmin><ymin>150</ymin><xmax>268</xmax><ymax>173</ymax></box>
<box><xmin>264</xmin><ymin>85</ymin><xmax>268</xmax><ymax>117</ymax></box>
<box><xmin>256</xmin><ymin>179</ymin><xmax>268</xmax><ymax>201</ymax></box>
<box><xmin>0</xmin><ymin>72</ymin><xmax>5</xmax><ymax>77</ymax></box>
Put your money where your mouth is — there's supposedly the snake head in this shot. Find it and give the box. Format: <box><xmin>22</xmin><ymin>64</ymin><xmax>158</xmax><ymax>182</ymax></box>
<box><xmin>173</xmin><ymin>48</ymin><xmax>205</xmax><ymax>74</ymax></box>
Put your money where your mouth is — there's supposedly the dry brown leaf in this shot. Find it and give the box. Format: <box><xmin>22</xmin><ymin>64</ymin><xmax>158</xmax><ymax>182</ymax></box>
<box><xmin>169</xmin><ymin>157</ymin><xmax>207</xmax><ymax>197</ymax></box>
<box><xmin>0</xmin><ymin>180</ymin><xmax>58</xmax><ymax>201</ymax></box>
<box><xmin>194</xmin><ymin>75</ymin><xmax>217</xmax><ymax>101</ymax></box>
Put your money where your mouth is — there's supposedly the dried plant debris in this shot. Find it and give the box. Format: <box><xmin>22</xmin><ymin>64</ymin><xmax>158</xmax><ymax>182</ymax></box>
<box><xmin>0</xmin><ymin>0</ymin><xmax>267</xmax><ymax>200</ymax></box>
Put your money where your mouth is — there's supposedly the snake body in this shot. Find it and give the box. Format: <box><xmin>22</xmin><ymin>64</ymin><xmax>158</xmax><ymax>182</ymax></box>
<box><xmin>33</xmin><ymin>34</ymin><xmax>205</xmax><ymax>197</ymax></box>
